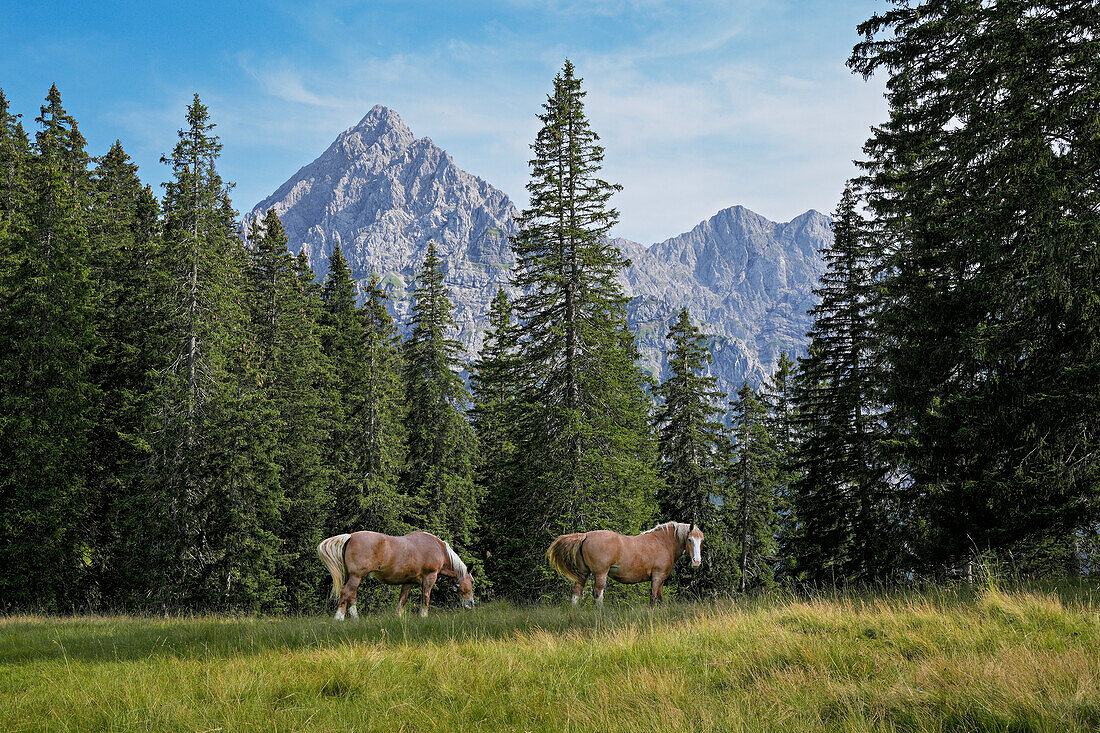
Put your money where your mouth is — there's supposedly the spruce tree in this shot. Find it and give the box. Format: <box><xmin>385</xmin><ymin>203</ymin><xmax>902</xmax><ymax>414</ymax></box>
<box><xmin>402</xmin><ymin>241</ymin><xmax>479</xmax><ymax>553</ymax></box>
<box><xmin>246</xmin><ymin>209</ymin><xmax>330</xmax><ymax>611</ymax></box>
<box><xmin>506</xmin><ymin>60</ymin><xmax>660</xmax><ymax>597</ymax></box>
<box><xmin>0</xmin><ymin>86</ymin><xmax>98</xmax><ymax>610</ymax></box>
<box><xmin>762</xmin><ymin>351</ymin><xmax>799</xmax><ymax>578</ymax></box>
<box><xmin>0</xmin><ymin>90</ymin><xmax>29</xmax><ymax>238</ymax></box>
<box><xmin>653</xmin><ymin>308</ymin><xmax>726</xmax><ymax>596</ymax></box>
<box><xmin>143</xmin><ymin>95</ymin><xmax>282</xmax><ymax>611</ymax></box>
<box><xmin>320</xmin><ymin>245</ymin><xmax>407</xmax><ymax>538</ymax></box>
<box><xmin>727</xmin><ymin>383</ymin><xmax>780</xmax><ymax>592</ymax></box>
<box><xmin>850</xmin><ymin>1</ymin><xmax>1100</xmax><ymax>570</ymax></box>
<box><xmin>359</xmin><ymin>273</ymin><xmax>407</xmax><ymax>535</ymax></box>
<box><xmin>470</xmin><ymin>287</ymin><xmax>523</xmax><ymax>595</ymax></box>
<box><xmin>320</xmin><ymin>244</ymin><xmax>363</xmax><ymax>528</ymax></box>
<box><xmin>86</xmin><ymin>141</ymin><xmax>165</xmax><ymax>607</ymax></box>
<box><xmin>790</xmin><ymin>186</ymin><xmax>891</xmax><ymax>583</ymax></box>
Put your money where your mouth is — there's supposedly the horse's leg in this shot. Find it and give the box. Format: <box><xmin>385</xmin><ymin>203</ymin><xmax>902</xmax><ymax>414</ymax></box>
<box><xmin>349</xmin><ymin>577</ymin><xmax>363</xmax><ymax>620</ymax></box>
<box><xmin>571</xmin><ymin>576</ymin><xmax>588</xmax><ymax>605</ymax></box>
<box><xmin>593</xmin><ymin>572</ymin><xmax>608</xmax><ymax>608</ymax></box>
<box><xmin>419</xmin><ymin>572</ymin><xmax>438</xmax><ymax>618</ymax></box>
<box><xmin>650</xmin><ymin>573</ymin><xmax>667</xmax><ymax>606</ymax></box>
<box><xmin>396</xmin><ymin>584</ymin><xmax>414</xmax><ymax>617</ymax></box>
<box><xmin>335</xmin><ymin>573</ymin><xmax>362</xmax><ymax>621</ymax></box>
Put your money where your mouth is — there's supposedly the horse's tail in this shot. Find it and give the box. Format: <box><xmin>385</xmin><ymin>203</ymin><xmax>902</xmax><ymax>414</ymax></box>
<box><xmin>317</xmin><ymin>533</ymin><xmax>352</xmax><ymax>601</ymax></box>
<box><xmin>547</xmin><ymin>533</ymin><xmax>589</xmax><ymax>585</ymax></box>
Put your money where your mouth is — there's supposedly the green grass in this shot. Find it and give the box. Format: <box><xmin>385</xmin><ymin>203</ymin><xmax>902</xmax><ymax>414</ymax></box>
<box><xmin>3</xmin><ymin>586</ymin><xmax>1099</xmax><ymax>732</ymax></box>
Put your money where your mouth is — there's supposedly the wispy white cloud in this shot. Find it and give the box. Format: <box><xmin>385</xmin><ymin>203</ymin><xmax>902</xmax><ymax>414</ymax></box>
<box><xmin>243</xmin><ymin>61</ymin><xmax>347</xmax><ymax>110</ymax></box>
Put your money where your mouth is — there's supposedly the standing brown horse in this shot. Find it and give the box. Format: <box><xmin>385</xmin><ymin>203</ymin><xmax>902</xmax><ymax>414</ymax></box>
<box><xmin>547</xmin><ymin>522</ymin><xmax>704</xmax><ymax>606</ymax></box>
<box><xmin>317</xmin><ymin>531</ymin><xmax>474</xmax><ymax>619</ymax></box>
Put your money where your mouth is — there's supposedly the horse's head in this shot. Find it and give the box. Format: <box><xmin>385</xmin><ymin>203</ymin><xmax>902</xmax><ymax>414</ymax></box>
<box><xmin>454</xmin><ymin>571</ymin><xmax>475</xmax><ymax>610</ymax></box>
<box><xmin>686</xmin><ymin>525</ymin><xmax>704</xmax><ymax>567</ymax></box>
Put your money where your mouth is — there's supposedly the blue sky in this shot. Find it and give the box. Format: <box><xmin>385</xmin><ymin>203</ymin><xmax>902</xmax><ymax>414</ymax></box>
<box><xmin>2</xmin><ymin>0</ymin><xmax>886</xmax><ymax>244</ymax></box>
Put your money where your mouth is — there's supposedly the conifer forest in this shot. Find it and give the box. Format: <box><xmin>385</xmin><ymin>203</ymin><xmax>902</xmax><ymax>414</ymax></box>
<box><xmin>1</xmin><ymin>1</ymin><xmax>1098</xmax><ymax>616</ymax></box>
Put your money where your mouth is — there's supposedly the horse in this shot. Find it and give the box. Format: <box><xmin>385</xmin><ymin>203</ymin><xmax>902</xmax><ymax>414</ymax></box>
<box><xmin>317</xmin><ymin>530</ymin><xmax>474</xmax><ymax>619</ymax></box>
<box><xmin>546</xmin><ymin>521</ymin><xmax>704</xmax><ymax>606</ymax></box>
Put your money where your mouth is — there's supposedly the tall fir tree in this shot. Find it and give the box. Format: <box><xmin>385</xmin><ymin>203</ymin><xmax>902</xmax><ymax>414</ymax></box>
<box><xmin>0</xmin><ymin>86</ymin><xmax>99</xmax><ymax>610</ymax></box>
<box><xmin>142</xmin><ymin>95</ymin><xmax>282</xmax><ymax>611</ymax></box>
<box><xmin>726</xmin><ymin>383</ymin><xmax>780</xmax><ymax>593</ymax></box>
<box><xmin>320</xmin><ymin>245</ymin><xmax>407</xmax><ymax>539</ymax></box>
<box><xmin>0</xmin><ymin>90</ymin><xmax>29</xmax><ymax>241</ymax></box>
<box><xmin>470</xmin><ymin>287</ymin><xmax>523</xmax><ymax>596</ymax></box>
<box><xmin>402</xmin><ymin>242</ymin><xmax>480</xmax><ymax>554</ymax></box>
<box><xmin>653</xmin><ymin>308</ymin><xmax>726</xmax><ymax>596</ymax></box>
<box><xmin>86</xmin><ymin>140</ymin><xmax>165</xmax><ymax>607</ymax></box>
<box><xmin>790</xmin><ymin>186</ymin><xmax>892</xmax><ymax>583</ymax></box>
<box><xmin>761</xmin><ymin>351</ymin><xmax>800</xmax><ymax>579</ymax></box>
<box><xmin>850</xmin><ymin>1</ymin><xmax>1099</xmax><ymax>571</ymax></box>
<box><xmin>246</xmin><ymin>209</ymin><xmax>331</xmax><ymax>611</ymax></box>
<box><xmin>506</xmin><ymin>60</ymin><xmax>660</xmax><ymax>597</ymax></box>
<box><xmin>359</xmin><ymin>273</ymin><xmax>407</xmax><ymax>536</ymax></box>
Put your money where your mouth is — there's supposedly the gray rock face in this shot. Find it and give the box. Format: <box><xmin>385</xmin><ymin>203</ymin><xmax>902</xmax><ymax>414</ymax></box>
<box><xmin>247</xmin><ymin>106</ymin><xmax>831</xmax><ymax>397</ymax></box>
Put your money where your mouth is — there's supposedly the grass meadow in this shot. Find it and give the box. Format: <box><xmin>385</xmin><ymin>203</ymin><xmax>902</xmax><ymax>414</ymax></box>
<box><xmin>2</xmin><ymin>584</ymin><xmax>1099</xmax><ymax>732</ymax></box>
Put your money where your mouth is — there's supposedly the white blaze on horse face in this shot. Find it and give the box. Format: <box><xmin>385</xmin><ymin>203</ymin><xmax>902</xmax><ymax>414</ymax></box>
<box><xmin>334</xmin><ymin>608</ymin><xmax>345</xmax><ymax>621</ymax></box>
<box><xmin>690</xmin><ymin>537</ymin><xmax>702</xmax><ymax>566</ymax></box>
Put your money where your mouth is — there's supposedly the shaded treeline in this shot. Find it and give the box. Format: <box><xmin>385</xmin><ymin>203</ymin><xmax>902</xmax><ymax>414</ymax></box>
<box><xmin>2</xmin><ymin>1</ymin><xmax>1098</xmax><ymax>613</ymax></box>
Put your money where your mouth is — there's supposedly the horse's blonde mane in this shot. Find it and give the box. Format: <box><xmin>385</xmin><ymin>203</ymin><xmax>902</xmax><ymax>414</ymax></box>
<box><xmin>423</xmin><ymin>532</ymin><xmax>467</xmax><ymax>579</ymax></box>
<box><xmin>643</xmin><ymin>521</ymin><xmax>691</xmax><ymax>543</ymax></box>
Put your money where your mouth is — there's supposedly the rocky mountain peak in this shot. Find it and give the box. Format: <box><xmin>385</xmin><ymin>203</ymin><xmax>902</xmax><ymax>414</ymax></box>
<box><xmin>320</xmin><ymin>104</ymin><xmax>417</xmax><ymax>173</ymax></box>
<box><xmin>347</xmin><ymin>104</ymin><xmax>414</xmax><ymax>143</ymax></box>
<box><xmin>244</xmin><ymin>107</ymin><xmax>519</xmax><ymax>358</ymax></box>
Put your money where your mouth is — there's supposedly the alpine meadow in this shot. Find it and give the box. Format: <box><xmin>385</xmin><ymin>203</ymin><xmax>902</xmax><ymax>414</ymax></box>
<box><xmin>1</xmin><ymin>1</ymin><xmax>1098</xmax><ymax>731</ymax></box>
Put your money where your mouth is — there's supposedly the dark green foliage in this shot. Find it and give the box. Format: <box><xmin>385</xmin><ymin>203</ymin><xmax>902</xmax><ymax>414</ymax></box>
<box><xmin>320</xmin><ymin>243</ymin><xmax>366</xmax><ymax>529</ymax></box>
<box><xmin>726</xmin><ymin>383</ymin><xmax>780</xmax><ymax>592</ymax></box>
<box><xmin>86</xmin><ymin>141</ymin><xmax>165</xmax><ymax>606</ymax></box>
<box><xmin>504</xmin><ymin>60</ymin><xmax>660</xmax><ymax>597</ymax></box>
<box><xmin>653</xmin><ymin>307</ymin><xmax>726</xmax><ymax>596</ymax></box>
<box><xmin>320</xmin><ymin>245</ymin><xmax>407</xmax><ymax>538</ymax></box>
<box><xmin>359</xmin><ymin>274</ymin><xmax>408</xmax><ymax>535</ymax></box>
<box><xmin>850</xmin><ymin>1</ymin><xmax>1100</xmax><ymax>572</ymax></box>
<box><xmin>0</xmin><ymin>90</ymin><xmax>29</xmax><ymax>237</ymax></box>
<box><xmin>790</xmin><ymin>186</ymin><xmax>894</xmax><ymax>583</ymax></box>
<box><xmin>140</xmin><ymin>95</ymin><xmax>283</xmax><ymax>611</ymax></box>
<box><xmin>0</xmin><ymin>86</ymin><xmax>98</xmax><ymax>610</ymax></box>
<box><xmin>246</xmin><ymin>210</ymin><xmax>331</xmax><ymax>611</ymax></box>
<box><xmin>763</xmin><ymin>352</ymin><xmax>799</xmax><ymax>579</ymax></box>
<box><xmin>470</xmin><ymin>288</ymin><xmax>523</xmax><ymax>596</ymax></box>
<box><xmin>402</xmin><ymin>241</ymin><xmax>479</xmax><ymax>553</ymax></box>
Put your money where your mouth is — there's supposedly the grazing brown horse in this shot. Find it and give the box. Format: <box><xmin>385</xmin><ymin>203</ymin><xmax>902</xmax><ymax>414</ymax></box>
<box><xmin>317</xmin><ymin>531</ymin><xmax>474</xmax><ymax>619</ymax></box>
<box><xmin>547</xmin><ymin>522</ymin><xmax>704</xmax><ymax>606</ymax></box>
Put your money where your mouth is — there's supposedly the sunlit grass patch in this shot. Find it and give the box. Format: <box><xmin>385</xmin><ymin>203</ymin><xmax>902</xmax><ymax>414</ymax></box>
<box><xmin>2</xmin><ymin>586</ymin><xmax>1098</xmax><ymax>732</ymax></box>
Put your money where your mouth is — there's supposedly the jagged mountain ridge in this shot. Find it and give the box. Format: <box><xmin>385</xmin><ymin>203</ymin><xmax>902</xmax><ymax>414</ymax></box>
<box><xmin>247</xmin><ymin>106</ymin><xmax>831</xmax><ymax>395</ymax></box>
<box><xmin>624</xmin><ymin>206</ymin><xmax>829</xmax><ymax>389</ymax></box>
